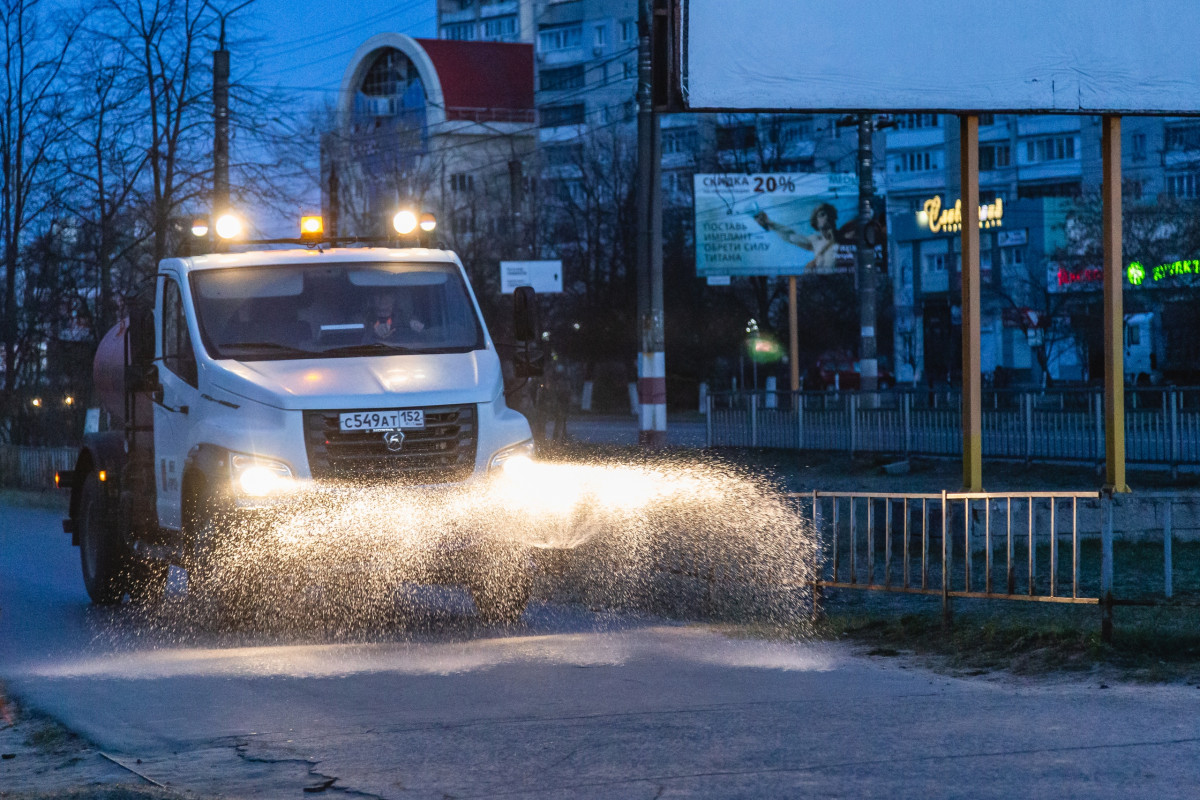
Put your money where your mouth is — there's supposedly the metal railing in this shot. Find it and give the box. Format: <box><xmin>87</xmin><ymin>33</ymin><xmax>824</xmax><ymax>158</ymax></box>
<box><xmin>708</xmin><ymin>387</ymin><xmax>1200</xmax><ymax>466</ymax></box>
<box><xmin>801</xmin><ymin>488</ymin><xmax>1193</xmax><ymax>640</ymax></box>
<box><xmin>0</xmin><ymin>445</ymin><xmax>76</xmax><ymax>490</ymax></box>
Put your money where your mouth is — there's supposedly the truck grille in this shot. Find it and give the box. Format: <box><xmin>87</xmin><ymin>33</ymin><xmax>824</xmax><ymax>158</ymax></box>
<box><xmin>303</xmin><ymin>405</ymin><xmax>477</xmax><ymax>484</ymax></box>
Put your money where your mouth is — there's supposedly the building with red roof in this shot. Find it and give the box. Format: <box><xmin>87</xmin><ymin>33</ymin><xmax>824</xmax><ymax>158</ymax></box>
<box><xmin>323</xmin><ymin>33</ymin><xmax>536</xmax><ymax>242</ymax></box>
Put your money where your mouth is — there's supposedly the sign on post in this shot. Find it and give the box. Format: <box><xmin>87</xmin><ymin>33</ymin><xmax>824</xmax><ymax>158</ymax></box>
<box><xmin>500</xmin><ymin>261</ymin><xmax>563</xmax><ymax>294</ymax></box>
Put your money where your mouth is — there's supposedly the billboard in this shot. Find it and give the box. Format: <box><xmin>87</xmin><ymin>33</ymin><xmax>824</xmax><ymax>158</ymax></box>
<box><xmin>695</xmin><ymin>173</ymin><xmax>880</xmax><ymax>277</ymax></box>
<box><xmin>680</xmin><ymin>0</ymin><xmax>1200</xmax><ymax>114</ymax></box>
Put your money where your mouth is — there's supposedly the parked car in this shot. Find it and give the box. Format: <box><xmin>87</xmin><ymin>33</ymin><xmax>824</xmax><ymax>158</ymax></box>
<box><xmin>811</xmin><ymin>350</ymin><xmax>894</xmax><ymax>390</ymax></box>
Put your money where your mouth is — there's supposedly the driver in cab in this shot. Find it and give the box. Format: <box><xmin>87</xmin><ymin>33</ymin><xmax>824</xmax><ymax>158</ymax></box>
<box><xmin>368</xmin><ymin>291</ymin><xmax>424</xmax><ymax>342</ymax></box>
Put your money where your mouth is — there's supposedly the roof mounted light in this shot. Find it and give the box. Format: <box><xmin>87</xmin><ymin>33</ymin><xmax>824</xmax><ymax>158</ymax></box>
<box><xmin>392</xmin><ymin>210</ymin><xmax>418</xmax><ymax>236</ymax></box>
<box><xmin>214</xmin><ymin>213</ymin><xmax>243</xmax><ymax>240</ymax></box>
<box><xmin>191</xmin><ymin>218</ymin><xmax>209</xmax><ymax>237</ymax></box>
<box><xmin>419</xmin><ymin>212</ymin><xmax>437</xmax><ymax>232</ymax></box>
<box><xmin>300</xmin><ymin>215</ymin><xmax>324</xmax><ymax>240</ymax></box>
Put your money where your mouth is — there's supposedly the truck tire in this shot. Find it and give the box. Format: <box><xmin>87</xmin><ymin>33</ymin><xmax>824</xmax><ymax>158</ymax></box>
<box><xmin>470</xmin><ymin>548</ymin><xmax>533</xmax><ymax>624</ymax></box>
<box><xmin>78</xmin><ymin>472</ymin><xmax>127</xmax><ymax>605</ymax></box>
<box><xmin>126</xmin><ymin>556</ymin><xmax>169</xmax><ymax>605</ymax></box>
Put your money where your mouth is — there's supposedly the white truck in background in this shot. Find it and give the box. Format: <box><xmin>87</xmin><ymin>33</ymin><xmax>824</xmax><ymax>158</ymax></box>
<box><xmin>58</xmin><ymin>223</ymin><xmax>545</xmax><ymax>623</ymax></box>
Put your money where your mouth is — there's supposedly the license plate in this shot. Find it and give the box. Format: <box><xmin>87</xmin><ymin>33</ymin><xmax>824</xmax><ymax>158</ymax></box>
<box><xmin>339</xmin><ymin>409</ymin><xmax>425</xmax><ymax>432</ymax></box>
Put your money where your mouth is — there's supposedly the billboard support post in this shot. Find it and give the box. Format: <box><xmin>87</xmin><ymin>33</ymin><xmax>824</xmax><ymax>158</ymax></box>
<box><xmin>1102</xmin><ymin>115</ymin><xmax>1129</xmax><ymax>492</ymax></box>
<box><xmin>789</xmin><ymin>276</ymin><xmax>799</xmax><ymax>392</ymax></box>
<box><xmin>960</xmin><ymin>115</ymin><xmax>983</xmax><ymax>492</ymax></box>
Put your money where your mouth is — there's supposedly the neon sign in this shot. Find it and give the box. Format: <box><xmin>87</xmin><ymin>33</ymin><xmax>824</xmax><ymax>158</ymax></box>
<box><xmin>1058</xmin><ymin>267</ymin><xmax>1102</xmax><ymax>287</ymax></box>
<box><xmin>1127</xmin><ymin>259</ymin><xmax>1200</xmax><ymax>285</ymax></box>
<box><xmin>919</xmin><ymin>196</ymin><xmax>1004</xmax><ymax>233</ymax></box>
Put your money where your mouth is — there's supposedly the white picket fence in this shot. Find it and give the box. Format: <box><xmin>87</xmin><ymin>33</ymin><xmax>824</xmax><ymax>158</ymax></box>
<box><xmin>0</xmin><ymin>445</ymin><xmax>77</xmax><ymax>490</ymax></box>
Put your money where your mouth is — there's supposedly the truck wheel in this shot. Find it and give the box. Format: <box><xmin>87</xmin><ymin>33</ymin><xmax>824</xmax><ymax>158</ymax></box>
<box><xmin>78</xmin><ymin>472</ymin><xmax>127</xmax><ymax>605</ymax></box>
<box><xmin>470</xmin><ymin>548</ymin><xmax>533</xmax><ymax>624</ymax></box>
<box><xmin>126</xmin><ymin>557</ymin><xmax>169</xmax><ymax>605</ymax></box>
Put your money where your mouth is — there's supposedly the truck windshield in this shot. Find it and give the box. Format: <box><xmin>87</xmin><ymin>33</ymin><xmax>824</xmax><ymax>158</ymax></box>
<box><xmin>190</xmin><ymin>261</ymin><xmax>485</xmax><ymax>361</ymax></box>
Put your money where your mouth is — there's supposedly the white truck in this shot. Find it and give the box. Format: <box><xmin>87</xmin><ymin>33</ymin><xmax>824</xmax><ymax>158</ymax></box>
<box><xmin>57</xmin><ymin>231</ymin><xmax>543</xmax><ymax>622</ymax></box>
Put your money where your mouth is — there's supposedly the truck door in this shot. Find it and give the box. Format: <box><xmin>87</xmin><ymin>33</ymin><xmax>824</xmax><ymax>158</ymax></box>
<box><xmin>155</xmin><ymin>275</ymin><xmax>200</xmax><ymax>531</ymax></box>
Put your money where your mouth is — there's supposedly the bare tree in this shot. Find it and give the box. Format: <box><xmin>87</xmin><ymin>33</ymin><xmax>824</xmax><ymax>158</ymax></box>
<box><xmin>93</xmin><ymin>0</ymin><xmax>215</xmax><ymax>267</ymax></box>
<box><xmin>0</xmin><ymin>0</ymin><xmax>77</xmax><ymax>432</ymax></box>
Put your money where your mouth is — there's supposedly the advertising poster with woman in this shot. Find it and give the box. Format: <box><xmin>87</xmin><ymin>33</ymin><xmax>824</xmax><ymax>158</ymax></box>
<box><xmin>694</xmin><ymin>173</ymin><xmax>884</xmax><ymax>277</ymax></box>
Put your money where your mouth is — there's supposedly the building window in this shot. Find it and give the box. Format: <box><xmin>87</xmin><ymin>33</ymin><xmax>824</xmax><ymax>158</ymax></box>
<box><xmin>543</xmin><ymin>143</ymin><xmax>582</xmax><ymax>167</ymax></box>
<box><xmin>1167</xmin><ymin>172</ymin><xmax>1200</xmax><ymax>199</ymax></box>
<box><xmin>979</xmin><ymin>143</ymin><xmax>1011</xmax><ymax>171</ymax></box>
<box><xmin>663</xmin><ymin>171</ymin><xmax>693</xmax><ymax>195</ymax></box>
<box><xmin>538</xmin><ymin>24</ymin><xmax>581</xmax><ymax>53</ymax></box>
<box><xmin>1018</xmin><ymin>181</ymin><xmax>1081</xmax><ymax>199</ymax></box>
<box><xmin>443</xmin><ymin>22</ymin><xmax>476</xmax><ymax>41</ymax></box>
<box><xmin>1024</xmin><ymin>136</ymin><xmax>1077</xmax><ymax>162</ymax></box>
<box><xmin>1001</xmin><ymin>246</ymin><xmax>1025</xmax><ymax>270</ymax></box>
<box><xmin>979</xmin><ymin>113</ymin><xmax>996</xmax><ymax>126</ymax></box>
<box><xmin>1165</xmin><ymin>123</ymin><xmax>1200</xmax><ymax>151</ymax></box>
<box><xmin>716</xmin><ymin>124</ymin><xmax>756</xmax><ymax>151</ymax></box>
<box><xmin>923</xmin><ymin>252</ymin><xmax>948</xmax><ymax>273</ymax></box>
<box><xmin>540</xmin><ymin>65</ymin><xmax>584</xmax><ymax>92</ymax></box>
<box><xmin>662</xmin><ymin>127</ymin><xmax>698</xmax><ymax>155</ymax></box>
<box><xmin>620</xmin><ymin>19</ymin><xmax>636</xmax><ymax>42</ymax></box>
<box><xmin>540</xmin><ymin>103</ymin><xmax>586</xmax><ymax>128</ymax></box>
<box><xmin>483</xmin><ymin>15</ymin><xmax>517</xmax><ymax>40</ymax></box>
<box><xmin>896</xmin><ymin>113</ymin><xmax>939</xmax><ymax>129</ymax></box>
<box><xmin>450</xmin><ymin>173</ymin><xmax>475</xmax><ymax>193</ymax></box>
<box><xmin>1131</xmin><ymin>132</ymin><xmax>1147</xmax><ymax>161</ymax></box>
<box><xmin>894</xmin><ymin>149</ymin><xmax>940</xmax><ymax>172</ymax></box>
<box><xmin>553</xmin><ymin>178</ymin><xmax>585</xmax><ymax>205</ymax></box>
<box><xmin>622</xmin><ymin>60</ymin><xmax>635</xmax><ymax>80</ymax></box>
<box><xmin>594</xmin><ymin>23</ymin><xmax>607</xmax><ymax>48</ymax></box>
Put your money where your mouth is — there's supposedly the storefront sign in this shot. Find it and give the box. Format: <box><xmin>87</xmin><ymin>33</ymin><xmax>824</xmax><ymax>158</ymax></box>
<box><xmin>919</xmin><ymin>195</ymin><xmax>1004</xmax><ymax>233</ymax></box>
<box><xmin>998</xmin><ymin>229</ymin><xmax>1027</xmax><ymax>247</ymax></box>
<box><xmin>1057</xmin><ymin>266</ymin><xmax>1102</xmax><ymax>287</ymax></box>
<box><xmin>1126</xmin><ymin>258</ymin><xmax>1200</xmax><ymax>286</ymax></box>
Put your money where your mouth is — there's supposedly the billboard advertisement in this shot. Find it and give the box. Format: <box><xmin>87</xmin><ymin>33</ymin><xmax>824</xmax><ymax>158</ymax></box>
<box><xmin>681</xmin><ymin>0</ymin><xmax>1200</xmax><ymax>114</ymax></box>
<box><xmin>695</xmin><ymin>173</ymin><xmax>883</xmax><ymax>277</ymax></box>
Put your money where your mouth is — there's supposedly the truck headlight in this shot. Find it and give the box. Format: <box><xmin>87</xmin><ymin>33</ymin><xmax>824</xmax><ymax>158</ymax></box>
<box><xmin>488</xmin><ymin>439</ymin><xmax>536</xmax><ymax>474</ymax></box>
<box><xmin>230</xmin><ymin>454</ymin><xmax>295</xmax><ymax>496</ymax></box>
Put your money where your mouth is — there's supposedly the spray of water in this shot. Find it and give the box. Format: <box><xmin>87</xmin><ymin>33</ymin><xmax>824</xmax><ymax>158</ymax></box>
<box><xmin>103</xmin><ymin>455</ymin><xmax>819</xmax><ymax>642</ymax></box>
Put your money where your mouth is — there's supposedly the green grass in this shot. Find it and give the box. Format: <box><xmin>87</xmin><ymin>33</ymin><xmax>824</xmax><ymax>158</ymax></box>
<box><xmin>818</xmin><ymin>599</ymin><xmax>1200</xmax><ymax>682</ymax></box>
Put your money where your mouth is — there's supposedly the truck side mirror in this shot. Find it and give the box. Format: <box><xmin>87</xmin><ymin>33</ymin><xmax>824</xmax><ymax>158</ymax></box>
<box><xmin>513</xmin><ymin>286</ymin><xmax>539</xmax><ymax>343</ymax></box>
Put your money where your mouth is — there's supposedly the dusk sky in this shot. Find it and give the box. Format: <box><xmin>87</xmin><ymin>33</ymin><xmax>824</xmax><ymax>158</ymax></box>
<box><xmin>245</xmin><ymin>0</ymin><xmax>435</xmax><ymax>100</ymax></box>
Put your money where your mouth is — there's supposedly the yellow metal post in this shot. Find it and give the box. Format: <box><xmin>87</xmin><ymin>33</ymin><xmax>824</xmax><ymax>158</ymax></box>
<box><xmin>960</xmin><ymin>115</ymin><xmax>982</xmax><ymax>491</ymax></box>
<box><xmin>1102</xmin><ymin>116</ymin><xmax>1130</xmax><ymax>492</ymax></box>
<box><xmin>789</xmin><ymin>276</ymin><xmax>800</xmax><ymax>392</ymax></box>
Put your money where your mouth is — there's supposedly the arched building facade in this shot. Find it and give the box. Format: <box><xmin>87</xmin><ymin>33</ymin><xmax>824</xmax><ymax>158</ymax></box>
<box><xmin>322</xmin><ymin>33</ymin><xmax>536</xmax><ymax>244</ymax></box>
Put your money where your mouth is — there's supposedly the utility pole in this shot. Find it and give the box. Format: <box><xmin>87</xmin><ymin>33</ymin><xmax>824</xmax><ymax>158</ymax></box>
<box><xmin>213</xmin><ymin>21</ymin><xmax>230</xmax><ymax>217</ymax></box>
<box><xmin>857</xmin><ymin>115</ymin><xmax>878</xmax><ymax>394</ymax></box>
<box><xmin>212</xmin><ymin>2</ymin><xmax>254</xmax><ymax>218</ymax></box>
<box><xmin>636</xmin><ymin>0</ymin><xmax>665</xmax><ymax>447</ymax></box>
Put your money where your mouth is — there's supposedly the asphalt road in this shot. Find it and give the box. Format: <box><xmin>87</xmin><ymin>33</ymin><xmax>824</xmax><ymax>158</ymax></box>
<box><xmin>2</xmin><ymin>501</ymin><xmax>1199</xmax><ymax>799</ymax></box>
